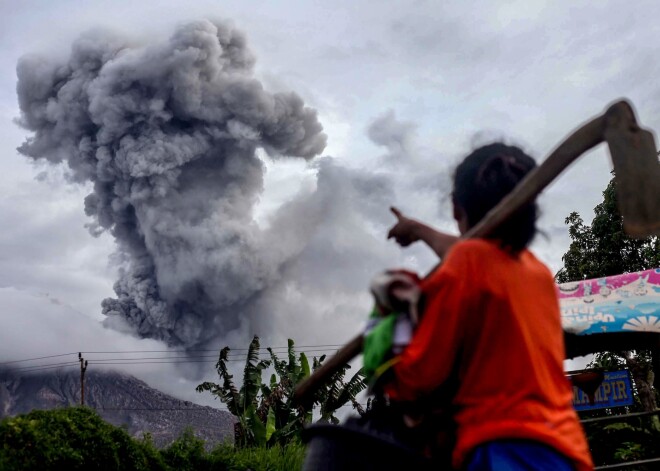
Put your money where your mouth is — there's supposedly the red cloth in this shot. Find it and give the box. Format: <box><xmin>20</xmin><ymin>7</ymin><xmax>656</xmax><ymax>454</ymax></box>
<box><xmin>387</xmin><ymin>239</ymin><xmax>593</xmax><ymax>471</ymax></box>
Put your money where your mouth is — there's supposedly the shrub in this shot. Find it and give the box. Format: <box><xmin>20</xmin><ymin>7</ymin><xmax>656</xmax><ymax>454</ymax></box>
<box><xmin>160</xmin><ymin>429</ymin><xmax>210</xmax><ymax>471</ymax></box>
<box><xmin>0</xmin><ymin>407</ymin><xmax>165</xmax><ymax>471</ymax></box>
<box><xmin>0</xmin><ymin>407</ymin><xmax>305</xmax><ymax>471</ymax></box>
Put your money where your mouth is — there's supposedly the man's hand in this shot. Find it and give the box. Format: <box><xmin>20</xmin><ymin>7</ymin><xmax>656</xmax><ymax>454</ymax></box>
<box><xmin>387</xmin><ymin>207</ymin><xmax>421</xmax><ymax>247</ymax></box>
<box><xmin>387</xmin><ymin>207</ymin><xmax>460</xmax><ymax>258</ymax></box>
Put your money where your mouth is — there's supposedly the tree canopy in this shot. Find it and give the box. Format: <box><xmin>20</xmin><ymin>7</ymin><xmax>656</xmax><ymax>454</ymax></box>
<box><xmin>556</xmin><ymin>176</ymin><xmax>659</xmax><ymax>283</ymax></box>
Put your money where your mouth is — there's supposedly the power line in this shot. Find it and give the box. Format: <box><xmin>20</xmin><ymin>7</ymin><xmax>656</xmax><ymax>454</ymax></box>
<box><xmin>12</xmin><ymin>361</ymin><xmax>80</xmax><ymax>371</ymax></box>
<box><xmin>80</xmin><ymin>344</ymin><xmax>343</xmax><ymax>354</ymax></box>
<box><xmin>86</xmin><ymin>350</ymin><xmax>339</xmax><ymax>363</ymax></box>
<box><xmin>1</xmin><ymin>345</ymin><xmax>344</xmax><ymax>366</ymax></box>
<box><xmin>85</xmin><ymin>349</ymin><xmax>339</xmax><ymax>362</ymax></box>
<box><xmin>4</xmin><ymin>353</ymin><xmax>341</xmax><ymax>373</ymax></box>
<box><xmin>88</xmin><ymin>360</ymin><xmax>218</xmax><ymax>366</ymax></box>
<box><xmin>5</xmin><ymin>355</ymin><xmax>334</xmax><ymax>370</ymax></box>
<box><xmin>93</xmin><ymin>404</ymin><xmax>365</xmax><ymax>412</ymax></box>
<box><xmin>5</xmin><ymin>364</ymin><xmax>79</xmax><ymax>375</ymax></box>
<box><xmin>89</xmin><ymin>355</ymin><xmax>220</xmax><ymax>362</ymax></box>
<box><xmin>0</xmin><ymin>352</ymin><xmax>78</xmax><ymax>365</ymax></box>
<box><xmin>95</xmin><ymin>407</ymin><xmax>229</xmax><ymax>412</ymax></box>
<box><xmin>87</xmin><ymin>357</ymin><xmax>340</xmax><ymax>366</ymax></box>
<box><xmin>25</xmin><ymin>364</ymin><xmax>79</xmax><ymax>373</ymax></box>
<box><xmin>5</xmin><ymin>353</ymin><xmax>353</xmax><ymax>375</ymax></box>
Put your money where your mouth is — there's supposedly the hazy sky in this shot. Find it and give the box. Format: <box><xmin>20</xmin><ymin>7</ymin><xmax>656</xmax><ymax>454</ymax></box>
<box><xmin>2</xmin><ymin>0</ymin><xmax>658</xmax><ymax>404</ymax></box>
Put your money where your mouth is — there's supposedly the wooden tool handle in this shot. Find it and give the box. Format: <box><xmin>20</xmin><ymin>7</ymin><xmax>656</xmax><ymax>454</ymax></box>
<box><xmin>293</xmin><ymin>100</ymin><xmax>629</xmax><ymax>406</ymax></box>
<box><xmin>294</xmin><ymin>335</ymin><xmax>363</xmax><ymax>407</ymax></box>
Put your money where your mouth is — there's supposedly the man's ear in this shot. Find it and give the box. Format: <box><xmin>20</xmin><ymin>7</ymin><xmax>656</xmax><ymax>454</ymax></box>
<box><xmin>453</xmin><ymin>201</ymin><xmax>469</xmax><ymax>235</ymax></box>
<box><xmin>452</xmin><ymin>202</ymin><xmax>461</xmax><ymax>222</ymax></box>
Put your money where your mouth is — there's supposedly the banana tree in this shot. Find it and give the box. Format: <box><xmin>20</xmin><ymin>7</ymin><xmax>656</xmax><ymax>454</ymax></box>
<box><xmin>312</xmin><ymin>357</ymin><xmax>367</xmax><ymax>424</ymax></box>
<box><xmin>258</xmin><ymin>339</ymin><xmax>314</xmax><ymax>445</ymax></box>
<box><xmin>196</xmin><ymin>336</ymin><xmax>271</xmax><ymax>447</ymax></box>
<box><xmin>197</xmin><ymin>336</ymin><xmax>367</xmax><ymax>446</ymax></box>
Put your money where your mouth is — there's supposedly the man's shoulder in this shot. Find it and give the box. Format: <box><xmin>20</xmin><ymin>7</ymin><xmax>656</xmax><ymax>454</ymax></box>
<box><xmin>446</xmin><ymin>238</ymin><xmax>498</xmax><ymax>260</ymax></box>
<box><xmin>520</xmin><ymin>250</ymin><xmax>556</xmax><ymax>281</ymax></box>
<box><xmin>434</xmin><ymin>239</ymin><xmax>493</xmax><ymax>277</ymax></box>
<box><xmin>447</xmin><ymin>240</ymin><xmax>553</xmax><ymax>277</ymax></box>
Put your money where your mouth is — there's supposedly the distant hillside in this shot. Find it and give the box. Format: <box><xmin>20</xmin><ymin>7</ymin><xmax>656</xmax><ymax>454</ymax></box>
<box><xmin>0</xmin><ymin>369</ymin><xmax>233</xmax><ymax>447</ymax></box>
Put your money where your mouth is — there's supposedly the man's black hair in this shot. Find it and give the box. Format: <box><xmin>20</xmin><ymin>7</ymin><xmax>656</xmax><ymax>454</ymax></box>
<box><xmin>453</xmin><ymin>143</ymin><xmax>537</xmax><ymax>253</ymax></box>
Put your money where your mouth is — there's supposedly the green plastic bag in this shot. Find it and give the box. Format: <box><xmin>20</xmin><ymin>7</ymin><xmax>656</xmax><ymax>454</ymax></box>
<box><xmin>363</xmin><ymin>312</ymin><xmax>398</xmax><ymax>381</ymax></box>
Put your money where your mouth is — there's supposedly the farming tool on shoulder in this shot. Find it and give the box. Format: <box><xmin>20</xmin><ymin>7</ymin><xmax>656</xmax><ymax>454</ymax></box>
<box><xmin>293</xmin><ymin>99</ymin><xmax>660</xmax><ymax>406</ymax></box>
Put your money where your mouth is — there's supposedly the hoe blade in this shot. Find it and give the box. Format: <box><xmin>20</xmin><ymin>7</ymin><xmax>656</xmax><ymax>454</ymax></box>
<box><xmin>604</xmin><ymin>102</ymin><xmax>660</xmax><ymax>238</ymax></box>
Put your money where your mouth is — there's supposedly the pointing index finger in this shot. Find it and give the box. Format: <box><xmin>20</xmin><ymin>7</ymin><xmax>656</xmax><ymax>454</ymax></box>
<box><xmin>390</xmin><ymin>206</ymin><xmax>403</xmax><ymax>220</ymax></box>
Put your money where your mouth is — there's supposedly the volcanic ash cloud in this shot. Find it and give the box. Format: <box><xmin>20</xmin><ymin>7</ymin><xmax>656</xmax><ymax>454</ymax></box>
<box><xmin>16</xmin><ymin>19</ymin><xmax>327</xmax><ymax>347</ymax></box>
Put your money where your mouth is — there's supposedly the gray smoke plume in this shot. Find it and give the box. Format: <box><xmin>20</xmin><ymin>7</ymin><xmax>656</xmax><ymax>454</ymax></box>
<box><xmin>367</xmin><ymin>109</ymin><xmax>417</xmax><ymax>162</ymax></box>
<box><xmin>16</xmin><ymin>20</ymin><xmax>327</xmax><ymax>347</ymax></box>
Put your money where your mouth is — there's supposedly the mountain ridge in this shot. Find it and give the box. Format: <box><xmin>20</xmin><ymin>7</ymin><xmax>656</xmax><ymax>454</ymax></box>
<box><xmin>0</xmin><ymin>368</ymin><xmax>233</xmax><ymax>447</ymax></box>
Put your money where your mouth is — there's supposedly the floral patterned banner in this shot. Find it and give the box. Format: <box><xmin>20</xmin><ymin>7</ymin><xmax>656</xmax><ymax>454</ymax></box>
<box><xmin>558</xmin><ymin>268</ymin><xmax>660</xmax><ymax>335</ymax></box>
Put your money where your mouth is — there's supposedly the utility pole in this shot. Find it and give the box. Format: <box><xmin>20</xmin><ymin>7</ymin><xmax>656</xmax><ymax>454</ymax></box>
<box><xmin>78</xmin><ymin>352</ymin><xmax>88</xmax><ymax>406</ymax></box>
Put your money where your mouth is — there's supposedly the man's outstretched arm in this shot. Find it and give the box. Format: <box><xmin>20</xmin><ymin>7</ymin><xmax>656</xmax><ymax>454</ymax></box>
<box><xmin>387</xmin><ymin>207</ymin><xmax>459</xmax><ymax>259</ymax></box>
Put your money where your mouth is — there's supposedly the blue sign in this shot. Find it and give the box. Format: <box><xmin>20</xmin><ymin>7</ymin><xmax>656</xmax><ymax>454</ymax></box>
<box><xmin>572</xmin><ymin>370</ymin><xmax>633</xmax><ymax>411</ymax></box>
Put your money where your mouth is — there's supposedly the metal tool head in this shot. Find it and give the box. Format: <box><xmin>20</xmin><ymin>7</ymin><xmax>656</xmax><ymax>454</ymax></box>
<box><xmin>604</xmin><ymin>101</ymin><xmax>660</xmax><ymax>238</ymax></box>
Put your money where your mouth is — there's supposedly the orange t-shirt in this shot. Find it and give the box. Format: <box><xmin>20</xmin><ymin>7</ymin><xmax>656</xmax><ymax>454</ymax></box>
<box><xmin>388</xmin><ymin>239</ymin><xmax>593</xmax><ymax>471</ymax></box>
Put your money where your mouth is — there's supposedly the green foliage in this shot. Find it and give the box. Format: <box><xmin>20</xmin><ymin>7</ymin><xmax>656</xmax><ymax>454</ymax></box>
<box><xmin>160</xmin><ymin>429</ymin><xmax>208</xmax><ymax>471</ymax></box>
<box><xmin>210</xmin><ymin>441</ymin><xmax>305</xmax><ymax>470</ymax></box>
<box><xmin>0</xmin><ymin>407</ymin><xmax>305</xmax><ymax>471</ymax></box>
<box><xmin>315</xmin><ymin>364</ymin><xmax>367</xmax><ymax>424</ymax></box>
<box><xmin>197</xmin><ymin>336</ymin><xmax>367</xmax><ymax>446</ymax></box>
<box><xmin>583</xmin><ymin>416</ymin><xmax>660</xmax><ymax>468</ymax></box>
<box><xmin>0</xmin><ymin>407</ymin><xmax>166</xmax><ymax>471</ymax></box>
<box><xmin>196</xmin><ymin>336</ymin><xmax>272</xmax><ymax>447</ymax></box>
<box><xmin>556</xmin><ymin>177</ymin><xmax>659</xmax><ymax>283</ymax></box>
<box><xmin>613</xmin><ymin>441</ymin><xmax>644</xmax><ymax>462</ymax></box>
<box><xmin>261</xmin><ymin>339</ymin><xmax>314</xmax><ymax>445</ymax></box>
<box><xmin>586</xmin><ymin>351</ymin><xmax>626</xmax><ymax>370</ymax></box>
